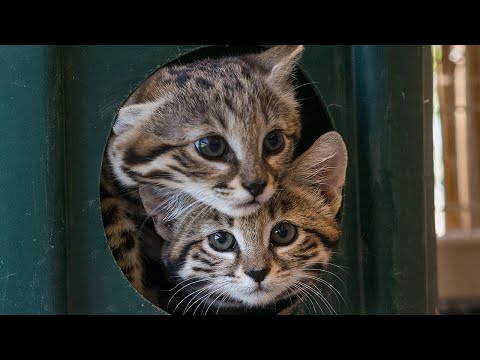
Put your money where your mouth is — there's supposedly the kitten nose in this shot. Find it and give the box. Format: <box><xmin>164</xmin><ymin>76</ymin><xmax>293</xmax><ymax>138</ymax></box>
<box><xmin>242</xmin><ymin>179</ymin><xmax>267</xmax><ymax>197</ymax></box>
<box><xmin>244</xmin><ymin>267</ymin><xmax>270</xmax><ymax>283</ymax></box>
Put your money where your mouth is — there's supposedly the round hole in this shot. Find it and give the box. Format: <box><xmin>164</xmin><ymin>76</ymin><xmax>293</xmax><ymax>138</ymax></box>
<box><xmin>100</xmin><ymin>45</ymin><xmax>335</xmax><ymax>315</ymax></box>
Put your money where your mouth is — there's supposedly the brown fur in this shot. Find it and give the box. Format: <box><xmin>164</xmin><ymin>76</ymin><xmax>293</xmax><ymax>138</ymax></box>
<box><xmin>101</xmin><ymin>46</ymin><xmax>304</xmax><ymax>297</ymax></box>
<box><xmin>140</xmin><ymin>132</ymin><xmax>348</xmax><ymax>314</ymax></box>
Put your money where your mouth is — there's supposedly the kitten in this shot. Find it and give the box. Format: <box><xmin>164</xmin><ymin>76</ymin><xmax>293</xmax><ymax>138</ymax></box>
<box><xmin>140</xmin><ymin>132</ymin><xmax>348</xmax><ymax>314</ymax></box>
<box><xmin>101</xmin><ymin>45</ymin><xmax>304</xmax><ymax>296</ymax></box>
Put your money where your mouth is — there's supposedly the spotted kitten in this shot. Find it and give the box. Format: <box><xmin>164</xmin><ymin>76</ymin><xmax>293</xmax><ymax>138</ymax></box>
<box><xmin>101</xmin><ymin>46</ymin><xmax>305</xmax><ymax>297</ymax></box>
<box><xmin>140</xmin><ymin>132</ymin><xmax>348</xmax><ymax>314</ymax></box>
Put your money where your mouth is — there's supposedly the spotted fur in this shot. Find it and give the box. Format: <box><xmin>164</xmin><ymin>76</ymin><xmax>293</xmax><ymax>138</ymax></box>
<box><xmin>140</xmin><ymin>132</ymin><xmax>348</xmax><ymax>314</ymax></box>
<box><xmin>101</xmin><ymin>46</ymin><xmax>305</xmax><ymax>297</ymax></box>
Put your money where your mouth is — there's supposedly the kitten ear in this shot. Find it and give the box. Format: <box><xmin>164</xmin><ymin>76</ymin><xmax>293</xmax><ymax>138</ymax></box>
<box><xmin>113</xmin><ymin>102</ymin><xmax>158</xmax><ymax>135</ymax></box>
<box><xmin>289</xmin><ymin>131</ymin><xmax>348</xmax><ymax>216</ymax></box>
<box><xmin>253</xmin><ymin>45</ymin><xmax>304</xmax><ymax>85</ymax></box>
<box><xmin>139</xmin><ymin>185</ymin><xmax>180</xmax><ymax>240</ymax></box>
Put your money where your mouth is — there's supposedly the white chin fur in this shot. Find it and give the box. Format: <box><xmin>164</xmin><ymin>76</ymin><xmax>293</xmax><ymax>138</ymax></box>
<box><xmin>226</xmin><ymin>280</ymin><xmax>287</xmax><ymax>307</ymax></box>
<box><xmin>206</xmin><ymin>189</ymin><xmax>276</xmax><ymax>217</ymax></box>
<box><xmin>186</xmin><ymin>190</ymin><xmax>265</xmax><ymax>217</ymax></box>
<box><xmin>231</xmin><ymin>288</ymin><xmax>280</xmax><ymax>307</ymax></box>
<box><xmin>223</xmin><ymin>202</ymin><xmax>262</xmax><ymax>217</ymax></box>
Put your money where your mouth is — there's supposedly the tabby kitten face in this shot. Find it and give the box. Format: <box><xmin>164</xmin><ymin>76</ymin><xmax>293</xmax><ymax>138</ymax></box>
<box><xmin>141</xmin><ymin>132</ymin><xmax>348</xmax><ymax>311</ymax></box>
<box><xmin>109</xmin><ymin>45</ymin><xmax>304</xmax><ymax>217</ymax></box>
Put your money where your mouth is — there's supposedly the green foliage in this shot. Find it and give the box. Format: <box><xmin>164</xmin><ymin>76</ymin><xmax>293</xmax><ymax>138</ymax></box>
<box><xmin>432</xmin><ymin>45</ymin><xmax>442</xmax><ymax>70</ymax></box>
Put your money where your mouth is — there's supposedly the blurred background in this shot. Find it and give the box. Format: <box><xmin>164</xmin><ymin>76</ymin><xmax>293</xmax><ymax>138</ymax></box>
<box><xmin>433</xmin><ymin>45</ymin><xmax>480</xmax><ymax>314</ymax></box>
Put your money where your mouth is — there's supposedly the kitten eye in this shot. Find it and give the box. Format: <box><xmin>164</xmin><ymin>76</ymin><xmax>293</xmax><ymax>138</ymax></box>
<box><xmin>263</xmin><ymin>130</ymin><xmax>285</xmax><ymax>155</ymax></box>
<box><xmin>195</xmin><ymin>136</ymin><xmax>227</xmax><ymax>159</ymax></box>
<box><xmin>208</xmin><ymin>232</ymin><xmax>236</xmax><ymax>252</ymax></box>
<box><xmin>271</xmin><ymin>223</ymin><xmax>297</xmax><ymax>246</ymax></box>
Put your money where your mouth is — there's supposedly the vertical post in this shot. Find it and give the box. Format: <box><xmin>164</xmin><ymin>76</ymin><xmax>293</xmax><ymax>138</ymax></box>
<box><xmin>0</xmin><ymin>46</ymin><xmax>66</xmax><ymax>314</ymax></box>
<box><xmin>353</xmin><ymin>46</ymin><xmax>437</xmax><ymax>314</ymax></box>
<box><xmin>465</xmin><ymin>46</ymin><xmax>480</xmax><ymax>229</ymax></box>
<box><xmin>437</xmin><ymin>45</ymin><xmax>460</xmax><ymax>230</ymax></box>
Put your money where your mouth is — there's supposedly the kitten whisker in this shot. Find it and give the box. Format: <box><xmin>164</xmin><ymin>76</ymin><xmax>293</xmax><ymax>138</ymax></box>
<box><xmin>303</xmin><ymin>263</ymin><xmax>348</xmax><ymax>290</ymax></box>
<box><xmin>183</xmin><ymin>285</ymin><xmax>215</xmax><ymax>315</ymax></box>
<box><xmin>297</xmin><ymin>280</ymin><xmax>335</xmax><ymax>315</ymax></box>
<box><xmin>292</xmin><ymin>282</ymin><xmax>320</xmax><ymax>315</ymax></box>
<box><xmin>323</xmin><ymin>262</ymin><xmax>350</xmax><ymax>274</ymax></box>
<box><xmin>306</xmin><ymin>280</ymin><xmax>337</xmax><ymax>315</ymax></box>
<box><xmin>167</xmin><ymin>278</ymin><xmax>208</xmax><ymax>309</ymax></box>
<box><xmin>292</xmin><ymin>81</ymin><xmax>321</xmax><ymax>92</ymax></box>
<box><xmin>160</xmin><ymin>275</ymin><xmax>204</xmax><ymax>292</ymax></box>
<box><xmin>205</xmin><ymin>287</ymin><xmax>229</xmax><ymax>315</ymax></box>
<box><xmin>173</xmin><ymin>287</ymin><xmax>206</xmax><ymax>315</ymax></box>
<box><xmin>186</xmin><ymin>281</ymin><xmax>229</xmax><ymax>315</ymax></box>
<box><xmin>192</xmin><ymin>282</ymin><xmax>231</xmax><ymax>315</ymax></box>
<box><xmin>296</xmin><ymin>272</ymin><xmax>347</xmax><ymax>309</ymax></box>
<box><xmin>216</xmin><ymin>291</ymin><xmax>232</xmax><ymax>315</ymax></box>
<box><xmin>289</xmin><ymin>284</ymin><xmax>312</xmax><ymax>313</ymax></box>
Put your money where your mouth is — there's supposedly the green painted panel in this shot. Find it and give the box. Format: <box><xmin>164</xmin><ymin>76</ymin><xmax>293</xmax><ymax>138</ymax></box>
<box><xmin>63</xmin><ymin>46</ymin><xmax>200</xmax><ymax>314</ymax></box>
<box><xmin>0</xmin><ymin>46</ymin><xmax>66</xmax><ymax>314</ymax></box>
<box><xmin>353</xmin><ymin>45</ymin><xmax>436</xmax><ymax>314</ymax></box>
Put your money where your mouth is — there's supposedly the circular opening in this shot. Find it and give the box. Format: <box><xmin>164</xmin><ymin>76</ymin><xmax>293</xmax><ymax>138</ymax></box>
<box><xmin>100</xmin><ymin>45</ymin><xmax>335</xmax><ymax>315</ymax></box>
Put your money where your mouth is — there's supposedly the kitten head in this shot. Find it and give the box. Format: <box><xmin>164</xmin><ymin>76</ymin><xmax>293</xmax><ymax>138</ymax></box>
<box><xmin>140</xmin><ymin>131</ymin><xmax>348</xmax><ymax>312</ymax></box>
<box><xmin>109</xmin><ymin>45</ymin><xmax>304</xmax><ymax>217</ymax></box>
